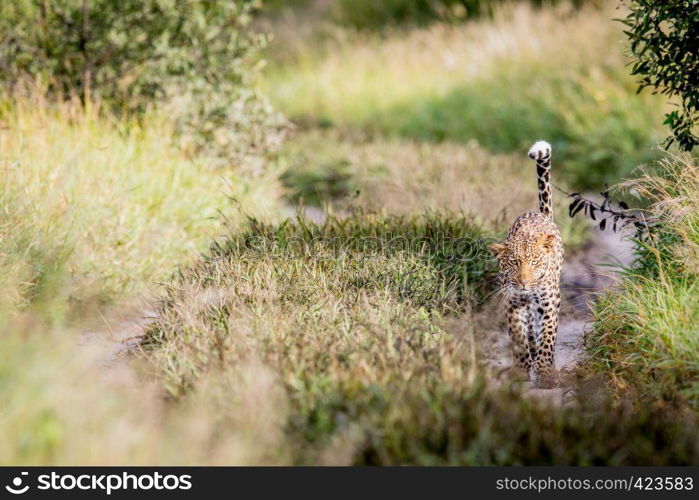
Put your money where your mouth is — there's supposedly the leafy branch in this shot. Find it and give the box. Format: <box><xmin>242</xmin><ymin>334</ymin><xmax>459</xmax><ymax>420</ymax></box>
<box><xmin>553</xmin><ymin>185</ymin><xmax>657</xmax><ymax>240</ymax></box>
<box><xmin>619</xmin><ymin>0</ymin><xmax>698</xmax><ymax>151</ymax></box>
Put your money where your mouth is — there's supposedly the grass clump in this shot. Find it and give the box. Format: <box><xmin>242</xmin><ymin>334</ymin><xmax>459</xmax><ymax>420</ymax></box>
<box><xmin>263</xmin><ymin>2</ymin><xmax>666</xmax><ymax>189</ymax></box>
<box><xmin>143</xmin><ymin>212</ymin><xmax>698</xmax><ymax>465</ymax></box>
<box><xmin>590</xmin><ymin>153</ymin><xmax>699</xmax><ymax>408</ymax></box>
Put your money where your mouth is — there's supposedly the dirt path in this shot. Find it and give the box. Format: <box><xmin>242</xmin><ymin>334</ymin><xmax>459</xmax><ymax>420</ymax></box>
<box><xmin>78</xmin><ymin>306</ymin><xmax>155</xmax><ymax>370</ymax></box>
<box><xmin>481</xmin><ymin>225</ymin><xmax>635</xmax><ymax>403</ymax></box>
<box><xmin>83</xmin><ymin>208</ymin><xmax>636</xmax><ymax>405</ymax></box>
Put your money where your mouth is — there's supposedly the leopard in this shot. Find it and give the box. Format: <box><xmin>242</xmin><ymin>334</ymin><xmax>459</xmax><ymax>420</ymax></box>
<box><xmin>487</xmin><ymin>140</ymin><xmax>564</xmax><ymax>388</ymax></box>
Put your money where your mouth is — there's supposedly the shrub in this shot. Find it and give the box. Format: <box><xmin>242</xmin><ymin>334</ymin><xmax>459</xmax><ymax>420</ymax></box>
<box><xmin>0</xmin><ymin>0</ymin><xmax>286</xmax><ymax>167</ymax></box>
<box><xmin>621</xmin><ymin>0</ymin><xmax>699</xmax><ymax>151</ymax></box>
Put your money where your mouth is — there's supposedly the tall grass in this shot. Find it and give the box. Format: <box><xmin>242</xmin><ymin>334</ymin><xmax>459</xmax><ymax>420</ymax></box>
<box><xmin>0</xmin><ymin>94</ymin><xmax>284</xmax><ymax>464</ymax></box>
<box><xmin>590</xmin><ymin>153</ymin><xmax>699</xmax><ymax>408</ymax></box>
<box><xmin>0</xmin><ymin>94</ymin><xmax>282</xmax><ymax>308</ymax></box>
<box><xmin>1</xmin><ymin>2</ymin><xmax>692</xmax><ymax>466</ymax></box>
<box><xmin>263</xmin><ymin>2</ymin><xmax>666</xmax><ymax>188</ymax></box>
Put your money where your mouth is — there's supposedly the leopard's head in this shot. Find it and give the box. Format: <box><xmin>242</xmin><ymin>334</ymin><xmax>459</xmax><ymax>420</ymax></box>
<box><xmin>488</xmin><ymin>233</ymin><xmax>557</xmax><ymax>295</ymax></box>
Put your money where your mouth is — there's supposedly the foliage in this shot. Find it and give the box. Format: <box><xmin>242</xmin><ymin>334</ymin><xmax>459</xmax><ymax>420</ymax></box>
<box><xmin>263</xmin><ymin>0</ymin><xmax>595</xmax><ymax>30</ymax></box>
<box><xmin>620</xmin><ymin>0</ymin><xmax>699</xmax><ymax>151</ymax></box>
<box><xmin>589</xmin><ymin>153</ymin><xmax>699</xmax><ymax>408</ymax></box>
<box><xmin>0</xmin><ymin>0</ymin><xmax>286</xmax><ymax>167</ymax></box>
<box><xmin>565</xmin><ymin>190</ymin><xmax>654</xmax><ymax>239</ymax></box>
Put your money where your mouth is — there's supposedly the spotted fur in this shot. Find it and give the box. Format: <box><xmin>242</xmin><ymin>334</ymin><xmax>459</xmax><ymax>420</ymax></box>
<box><xmin>488</xmin><ymin>141</ymin><xmax>563</xmax><ymax>388</ymax></box>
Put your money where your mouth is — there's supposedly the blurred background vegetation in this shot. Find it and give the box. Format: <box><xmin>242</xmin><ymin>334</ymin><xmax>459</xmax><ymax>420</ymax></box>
<box><xmin>0</xmin><ymin>0</ymin><xmax>696</xmax><ymax>464</ymax></box>
<box><xmin>260</xmin><ymin>0</ymin><xmax>666</xmax><ymax>191</ymax></box>
<box><xmin>264</xmin><ymin>0</ymin><xmax>597</xmax><ymax>29</ymax></box>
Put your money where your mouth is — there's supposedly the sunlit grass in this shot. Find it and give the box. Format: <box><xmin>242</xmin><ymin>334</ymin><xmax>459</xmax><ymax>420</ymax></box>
<box><xmin>0</xmin><ymin>93</ymin><xmax>285</xmax><ymax>464</ymax></box>
<box><xmin>0</xmin><ymin>0</ymin><xmax>694</xmax><ymax>465</ymax></box>
<box><xmin>0</xmin><ymin>94</ymin><xmax>283</xmax><ymax>310</ymax></box>
<box><xmin>279</xmin><ymin>129</ymin><xmax>588</xmax><ymax>248</ymax></box>
<box><xmin>262</xmin><ymin>2</ymin><xmax>666</xmax><ymax>188</ymax></box>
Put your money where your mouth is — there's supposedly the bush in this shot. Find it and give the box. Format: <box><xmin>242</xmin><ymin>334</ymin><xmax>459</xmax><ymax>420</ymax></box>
<box><xmin>621</xmin><ymin>0</ymin><xmax>699</xmax><ymax>151</ymax></box>
<box><xmin>0</xmin><ymin>0</ymin><xmax>286</xmax><ymax>167</ymax></box>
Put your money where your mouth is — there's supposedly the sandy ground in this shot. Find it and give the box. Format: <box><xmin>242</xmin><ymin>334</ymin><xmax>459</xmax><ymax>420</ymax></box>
<box><xmin>78</xmin><ymin>306</ymin><xmax>154</xmax><ymax>370</ymax></box>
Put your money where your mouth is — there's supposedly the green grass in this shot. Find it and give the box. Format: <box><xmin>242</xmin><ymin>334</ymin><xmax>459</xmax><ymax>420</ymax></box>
<box><xmin>263</xmin><ymin>2</ymin><xmax>667</xmax><ymax>189</ymax></box>
<box><xmin>0</xmin><ymin>94</ymin><xmax>285</xmax><ymax>464</ymax></box>
<box><xmin>589</xmin><ymin>153</ymin><xmax>699</xmax><ymax>409</ymax></box>
<box><xmin>1</xmin><ymin>1</ymin><xmax>694</xmax><ymax>466</ymax></box>
<box><xmin>141</xmin><ymin>212</ymin><xmax>698</xmax><ymax>465</ymax></box>
<box><xmin>262</xmin><ymin>0</ymin><xmax>595</xmax><ymax>31</ymax></box>
<box><xmin>0</xmin><ymin>95</ymin><xmax>282</xmax><ymax>308</ymax></box>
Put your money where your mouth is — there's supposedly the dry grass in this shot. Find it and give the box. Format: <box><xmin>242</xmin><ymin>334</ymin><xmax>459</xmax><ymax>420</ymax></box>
<box><xmin>280</xmin><ymin>129</ymin><xmax>588</xmax><ymax>247</ymax></box>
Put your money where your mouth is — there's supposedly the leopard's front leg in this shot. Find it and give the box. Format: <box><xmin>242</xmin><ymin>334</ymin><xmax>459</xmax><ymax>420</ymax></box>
<box><xmin>506</xmin><ymin>296</ymin><xmax>535</xmax><ymax>378</ymax></box>
<box><xmin>533</xmin><ymin>288</ymin><xmax>561</xmax><ymax>387</ymax></box>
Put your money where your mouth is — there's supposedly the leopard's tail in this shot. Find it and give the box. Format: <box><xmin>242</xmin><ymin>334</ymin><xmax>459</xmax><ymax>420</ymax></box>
<box><xmin>528</xmin><ymin>140</ymin><xmax>553</xmax><ymax>217</ymax></box>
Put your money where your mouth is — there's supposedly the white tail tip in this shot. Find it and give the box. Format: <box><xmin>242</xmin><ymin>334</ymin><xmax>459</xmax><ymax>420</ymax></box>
<box><xmin>528</xmin><ymin>140</ymin><xmax>552</xmax><ymax>161</ymax></box>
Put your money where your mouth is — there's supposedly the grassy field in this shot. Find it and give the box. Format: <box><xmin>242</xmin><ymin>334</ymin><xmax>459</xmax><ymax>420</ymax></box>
<box><xmin>0</xmin><ymin>0</ymin><xmax>696</xmax><ymax>465</ymax></box>
<box><xmin>262</xmin><ymin>2</ymin><xmax>666</xmax><ymax>189</ymax></box>
<box><xmin>0</xmin><ymin>94</ymin><xmax>283</xmax><ymax>306</ymax></box>
<box><xmin>142</xmin><ymin>212</ymin><xmax>697</xmax><ymax>465</ymax></box>
<box><xmin>278</xmin><ymin>130</ymin><xmax>587</xmax><ymax>247</ymax></box>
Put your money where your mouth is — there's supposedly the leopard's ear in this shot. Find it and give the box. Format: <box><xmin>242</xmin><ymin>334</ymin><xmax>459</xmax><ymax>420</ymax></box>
<box><xmin>537</xmin><ymin>234</ymin><xmax>556</xmax><ymax>251</ymax></box>
<box><xmin>487</xmin><ymin>243</ymin><xmax>506</xmax><ymax>257</ymax></box>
